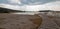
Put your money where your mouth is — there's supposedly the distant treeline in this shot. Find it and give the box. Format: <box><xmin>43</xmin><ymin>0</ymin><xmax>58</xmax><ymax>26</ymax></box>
<box><xmin>0</xmin><ymin>7</ymin><xmax>56</xmax><ymax>13</ymax></box>
<box><xmin>0</xmin><ymin>7</ymin><xmax>25</xmax><ymax>13</ymax></box>
<box><xmin>39</xmin><ymin>10</ymin><xmax>54</xmax><ymax>12</ymax></box>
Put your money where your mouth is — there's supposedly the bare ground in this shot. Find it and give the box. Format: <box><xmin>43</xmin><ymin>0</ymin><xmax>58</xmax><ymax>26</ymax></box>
<box><xmin>0</xmin><ymin>13</ymin><xmax>42</xmax><ymax>29</ymax></box>
<box><xmin>0</xmin><ymin>13</ymin><xmax>60</xmax><ymax>29</ymax></box>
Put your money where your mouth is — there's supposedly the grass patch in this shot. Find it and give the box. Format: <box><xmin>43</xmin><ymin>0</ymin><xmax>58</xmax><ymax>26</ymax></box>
<box><xmin>30</xmin><ymin>17</ymin><xmax>42</xmax><ymax>29</ymax></box>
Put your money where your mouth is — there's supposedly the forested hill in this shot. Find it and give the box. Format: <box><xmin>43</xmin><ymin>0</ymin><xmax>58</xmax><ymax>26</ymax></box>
<box><xmin>0</xmin><ymin>7</ymin><xmax>24</xmax><ymax>13</ymax></box>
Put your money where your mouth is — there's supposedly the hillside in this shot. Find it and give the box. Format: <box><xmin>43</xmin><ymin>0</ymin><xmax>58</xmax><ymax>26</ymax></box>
<box><xmin>0</xmin><ymin>7</ymin><xmax>24</xmax><ymax>13</ymax></box>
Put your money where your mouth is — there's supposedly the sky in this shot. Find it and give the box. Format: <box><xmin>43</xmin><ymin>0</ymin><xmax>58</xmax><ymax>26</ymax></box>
<box><xmin>0</xmin><ymin>0</ymin><xmax>60</xmax><ymax>11</ymax></box>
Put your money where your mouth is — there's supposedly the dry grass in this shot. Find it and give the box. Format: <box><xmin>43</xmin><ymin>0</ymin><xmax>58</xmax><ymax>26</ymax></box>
<box><xmin>30</xmin><ymin>17</ymin><xmax>42</xmax><ymax>29</ymax></box>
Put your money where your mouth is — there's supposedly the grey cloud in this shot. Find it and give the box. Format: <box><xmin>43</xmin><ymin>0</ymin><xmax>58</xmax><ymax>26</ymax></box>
<box><xmin>0</xmin><ymin>0</ymin><xmax>8</xmax><ymax>4</ymax></box>
<box><xmin>0</xmin><ymin>0</ymin><xmax>60</xmax><ymax>5</ymax></box>
<box><xmin>20</xmin><ymin>0</ymin><xmax>60</xmax><ymax>5</ymax></box>
<box><xmin>0</xmin><ymin>0</ymin><xmax>20</xmax><ymax>5</ymax></box>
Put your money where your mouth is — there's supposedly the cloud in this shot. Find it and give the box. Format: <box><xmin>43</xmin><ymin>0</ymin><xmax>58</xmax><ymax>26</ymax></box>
<box><xmin>0</xmin><ymin>0</ymin><xmax>22</xmax><ymax>5</ymax></box>
<box><xmin>0</xmin><ymin>1</ymin><xmax>60</xmax><ymax>11</ymax></box>
<box><xmin>20</xmin><ymin>0</ymin><xmax>60</xmax><ymax>5</ymax></box>
<box><xmin>0</xmin><ymin>3</ymin><xmax>23</xmax><ymax>10</ymax></box>
<box><xmin>24</xmin><ymin>1</ymin><xmax>60</xmax><ymax>11</ymax></box>
<box><xmin>7</xmin><ymin>0</ymin><xmax>21</xmax><ymax>4</ymax></box>
<box><xmin>26</xmin><ymin>5</ymin><xmax>60</xmax><ymax>11</ymax></box>
<box><xmin>0</xmin><ymin>0</ymin><xmax>60</xmax><ymax>11</ymax></box>
<box><xmin>0</xmin><ymin>0</ymin><xmax>60</xmax><ymax>5</ymax></box>
<box><xmin>0</xmin><ymin>0</ymin><xmax>8</xmax><ymax>3</ymax></box>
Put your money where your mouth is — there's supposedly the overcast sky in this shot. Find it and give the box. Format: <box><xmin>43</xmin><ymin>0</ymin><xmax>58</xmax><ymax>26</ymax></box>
<box><xmin>0</xmin><ymin>0</ymin><xmax>60</xmax><ymax>5</ymax></box>
<box><xmin>0</xmin><ymin>0</ymin><xmax>60</xmax><ymax>11</ymax></box>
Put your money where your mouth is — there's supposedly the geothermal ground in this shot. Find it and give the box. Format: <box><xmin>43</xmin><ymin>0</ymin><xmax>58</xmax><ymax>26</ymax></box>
<box><xmin>0</xmin><ymin>12</ymin><xmax>60</xmax><ymax>29</ymax></box>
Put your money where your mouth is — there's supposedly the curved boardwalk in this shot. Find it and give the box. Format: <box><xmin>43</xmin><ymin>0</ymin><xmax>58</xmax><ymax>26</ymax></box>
<box><xmin>38</xmin><ymin>14</ymin><xmax>60</xmax><ymax>29</ymax></box>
